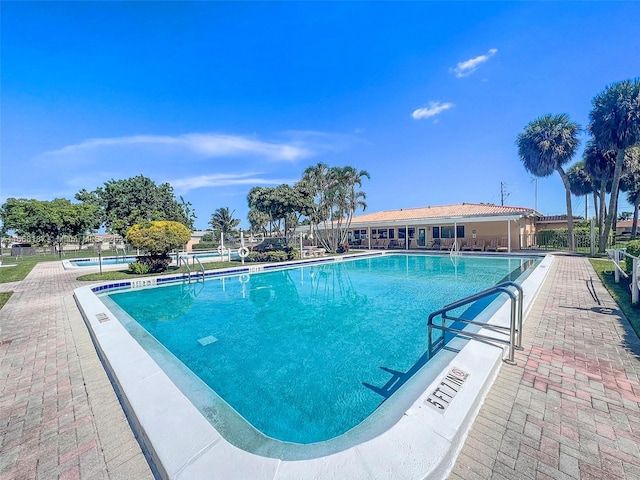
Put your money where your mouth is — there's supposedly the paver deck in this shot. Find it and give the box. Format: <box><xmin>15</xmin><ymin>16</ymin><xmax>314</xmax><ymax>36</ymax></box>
<box><xmin>1</xmin><ymin>255</ymin><xmax>639</xmax><ymax>479</ymax></box>
<box><xmin>450</xmin><ymin>255</ymin><xmax>640</xmax><ymax>479</ymax></box>
<box><xmin>0</xmin><ymin>262</ymin><xmax>154</xmax><ymax>480</ymax></box>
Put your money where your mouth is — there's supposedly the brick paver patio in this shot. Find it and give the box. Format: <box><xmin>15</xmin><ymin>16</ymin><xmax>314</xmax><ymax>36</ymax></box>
<box><xmin>0</xmin><ymin>262</ymin><xmax>153</xmax><ymax>480</ymax></box>
<box><xmin>450</xmin><ymin>255</ymin><xmax>640</xmax><ymax>479</ymax></box>
<box><xmin>1</xmin><ymin>255</ymin><xmax>639</xmax><ymax>479</ymax></box>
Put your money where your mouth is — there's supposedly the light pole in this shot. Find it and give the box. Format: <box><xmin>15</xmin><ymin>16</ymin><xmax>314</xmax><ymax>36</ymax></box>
<box><xmin>96</xmin><ymin>243</ymin><xmax>103</xmax><ymax>275</ymax></box>
<box><xmin>530</xmin><ymin>177</ymin><xmax>538</xmax><ymax>212</ymax></box>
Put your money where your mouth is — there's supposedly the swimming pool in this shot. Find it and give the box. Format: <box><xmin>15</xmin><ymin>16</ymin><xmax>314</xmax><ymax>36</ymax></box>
<box><xmin>65</xmin><ymin>251</ymin><xmax>239</xmax><ymax>268</ymax></box>
<box><xmin>98</xmin><ymin>254</ymin><xmax>536</xmax><ymax>441</ymax></box>
<box><xmin>75</xmin><ymin>252</ymin><xmax>553</xmax><ymax>480</ymax></box>
<box><xmin>69</xmin><ymin>255</ymin><xmax>138</xmax><ymax>267</ymax></box>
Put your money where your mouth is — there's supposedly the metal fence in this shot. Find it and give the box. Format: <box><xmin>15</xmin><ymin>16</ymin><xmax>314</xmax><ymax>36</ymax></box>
<box><xmin>523</xmin><ymin>231</ymin><xmax>625</xmax><ymax>254</ymax></box>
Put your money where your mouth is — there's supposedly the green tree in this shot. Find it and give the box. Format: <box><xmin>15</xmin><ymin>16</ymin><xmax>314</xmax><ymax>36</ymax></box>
<box><xmin>126</xmin><ymin>220</ymin><xmax>191</xmax><ymax>272</ymax></box>
<box><xmin>76</xmin><ymin>175</ymin><xmax>195</xmax><ymax>236</ymax></box>
<box><xmin>516</xmin><ymin>114</ymin><xmax>580</xmax><ymax>251</ymax></box>
<box><xmin>0</xmin><ymin>198</ymin><xmax>101</xmax><ymax>252</ymax></box>
<box><xmin>247</xmin><ymin>206</ymin><xmax>270</xmax><ymax>236</ymax></box>
<box><xmin>588</xmin><ymin>79</ymin><xmax>640</xmax><ymax>252</ymax></box>
<box><xmin>209</xmin><ymin>207</ymin><xmax>240</xmax><ymax>239</ymax></box>
<box><xmin>247</xmin><ymin>184</ymin><xmax>314</xmax><ymax>241</ymax></box>
<box><xmin>302</xmin><ymin>163</ymin><xmax>370</xmax><ymax>252</ymax></box>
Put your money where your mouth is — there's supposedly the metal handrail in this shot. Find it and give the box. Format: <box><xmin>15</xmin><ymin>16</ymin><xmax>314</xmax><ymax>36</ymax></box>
<box><xmin>193</xmin><ymin>256</ymin><xmax>205</xmax><ymax>280</ymax></box>
<box><xmin>178</xmin><ymin>255</ymin><xmax>192</xmax><ymax>283</ymax></box>
<box><xmin>427</xmin><ymin>281</ymin><xmax>523</xmax><ymax>364</ymax></box>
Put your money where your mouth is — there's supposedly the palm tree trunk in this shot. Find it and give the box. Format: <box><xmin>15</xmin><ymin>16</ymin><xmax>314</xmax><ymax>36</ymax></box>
<box><xmin>600</xmin><ymin>148</ymin><xmax>627</xmax><ymax>252</ymax></box>
<box><xmin>598</xmin><ymin>179</ymin><xmax>607</xmax><ymax>252</ymax></box>
<box><xmin>632</xmin><ymin>202</ymin><xmax>640</xmax><ymax>240</ymax></box>
<box><xmin>592</xmin><ymin>191</ymin><xmax>599</xmax><ymax>225</ymax></box>
<box><xmin>557</xmin><ymin>167</ymin><xmax>575</xmax><ymax>251</ymax></box>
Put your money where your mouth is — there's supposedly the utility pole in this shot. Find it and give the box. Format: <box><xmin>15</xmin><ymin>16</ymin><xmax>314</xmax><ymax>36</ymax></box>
<box><xmin>500</xmin><ymin>182</ymin><xmax>510</xmax><ymax>206</ymax></box>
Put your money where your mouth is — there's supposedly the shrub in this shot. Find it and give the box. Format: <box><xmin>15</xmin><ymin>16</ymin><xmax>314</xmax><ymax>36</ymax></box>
<box><xmin>337</xmin><ymin>242</ymin><xmax>349</xmax><ymax>254</ymax></box>
<box><xmin>245</xmin><ymin>246</ymin><xmax>300</xmax><ymax>263</ymax></box>
<box><xmin>128</xmin><ymin>261</ymin><xmax>151</xmax><ymax>275</ymax></box>
<box><xmin>136</xmin><ymin>254</ymin><xmax>172</xmax><ymax>273</ymax></box>
<box><xmin>192</xmin><ymin>242</ymin><xmax>219</xmax><ymax>250</ymax></box>
<box><xmin>625</xmin><ymin>240</ymin><xmax>640</xmax><ymax>257</ymax></box>
<box><xmin>623</xmin><ymin>240</ymin><xmax>640</xmax><ymax>275</ymax></box>
<box><xmin>286</xmin><ymin>248</ymin><xmax>300</xmax><ymax>260</ymax></box>
<box><xmin>246</xmin><ymin>250</ymin><xmax>288</xmax><ymax>262</ymax></box>
<box><xmin>126</xmin><ymin>221</ymin><xmax>191</xmax><ymax>256</ymax></box>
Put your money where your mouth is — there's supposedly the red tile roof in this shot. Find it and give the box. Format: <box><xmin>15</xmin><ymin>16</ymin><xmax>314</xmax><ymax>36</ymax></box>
<box><xmin>350</xmin><ymin>203</ymin><xmax>536</xmax><ymax>224</ymax></box>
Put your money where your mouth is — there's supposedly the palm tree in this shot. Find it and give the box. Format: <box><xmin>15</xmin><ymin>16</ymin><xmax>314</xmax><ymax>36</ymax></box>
<box><xmin>517</xmin><ymin>114</ymin><xmax>580</xmax><ymax>251</ymax></box>
<box><xmin>333</xmin><ymin>166</ymin><xmax>370</xmax><ymax>245</ymax></box>
<box><xmin>302</xmin><ymin>163</ymin><xmax>370</xmax><ymax>252</ymax></box>
<box><xmin>583</xmin><ymin>139</ymin><xmax>616</xmax><ymax>232</ymax></box>
<box><xmin>209</xmin><ymin>207</ymin><xmax>240</xmax><ymax>239</ymax></box>
<box><xmin>621</xmin><ymin>146</ymin><xmax>640</xmax><ymax>239</ymax></box>
<box><xmin>567</xmin><ymin>161</ymin><xmax>595</xmax><ymax>220</ymax></box>
<box><xmin>588</xmin><ymin>79</ymin><xmax>640</xmax><ymax>252</ymax></box>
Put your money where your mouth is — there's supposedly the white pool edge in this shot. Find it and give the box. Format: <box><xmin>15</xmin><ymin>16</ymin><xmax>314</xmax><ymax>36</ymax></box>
<box><xmin>73</xmin><ymin>253</ymin><xmax>553</xmax><ymax>480</ymax></box>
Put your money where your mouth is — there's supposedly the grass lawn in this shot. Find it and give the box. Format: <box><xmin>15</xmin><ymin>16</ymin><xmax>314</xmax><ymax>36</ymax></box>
<box><xmin>589</xmin><ymin>258</ymin><xmax>640</xmax><ymax>338</ymax></box>
<box><xmin>76</xmin><ymin>260</ymin><xmax>245</xmax><ymax>281</ymax></box>
<box><xmin>0</xmin><ymin>249</ymin><xmax>125</xmax><ymax>284</ymax></box>
<box><xmin>0</xmin><ymin>292</ymin><xmax>13</xmax><ymax>310</ymax></box>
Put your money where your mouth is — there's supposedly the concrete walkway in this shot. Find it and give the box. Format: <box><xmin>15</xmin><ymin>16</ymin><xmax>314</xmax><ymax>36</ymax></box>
<box><xmin>0</xmin><ymin>262</ymin><xmax>154</xmax><ymax>480</ymax></box>
<box><xmin>1</xmin><ymin>256</ymin><xmax>640</xmax><ymax>479</ymax></box>
<box><xmin>450</xmin><ymin>255</ymin><xmax>640</xmax><ymax>479</ymax></box>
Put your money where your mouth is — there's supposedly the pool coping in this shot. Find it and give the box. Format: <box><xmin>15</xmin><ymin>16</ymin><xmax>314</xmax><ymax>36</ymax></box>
<box><xmin>63</xmin><ymin>255</ymin><xmax>138</xmax><ymax>270</ymax></box>
<box><xmin>73</xmin><ymin>252</ymin><xmax>553</xmax><ymax>480</ymax></box>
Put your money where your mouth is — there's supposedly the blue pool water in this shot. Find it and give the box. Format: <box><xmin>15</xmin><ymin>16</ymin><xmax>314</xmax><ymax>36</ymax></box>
<box><xmin>72</xmin><ymin>256</ymin><xmax>137</xmax><ymax>266</ymax></box>
<box><xmin>101</xmin><ymin>254</ymin><xmax>538</xmax><ymax>445</ymax></box>
<box><xmin>70</xmin><ymin>251</ymin><xmax>239</xmax><ymax>267</ymax></box>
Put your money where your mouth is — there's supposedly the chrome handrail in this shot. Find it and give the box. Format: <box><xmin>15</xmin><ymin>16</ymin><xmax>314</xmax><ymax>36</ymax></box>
<box><xmin>178</xmin><ymin>255</ymin><xmax>192</xmax><ymax>283</ymax></box>
<box><xmin>193</xmin><ymin>256</ymin><xmax>205</xmax><ymax>280</ymax></box>
<box><xmin>427</xmin><ymin>281</ymin><xmax>523</xmax><ymax>364</ymax></box>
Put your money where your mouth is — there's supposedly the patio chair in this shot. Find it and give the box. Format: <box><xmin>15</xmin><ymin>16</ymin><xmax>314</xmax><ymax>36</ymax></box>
<box><xmin>496</xmin><ymin>238</ymin><xmax>509</xmax><ymax>252</ymax></box>
<box><xmin>471</xmin><ymin>239</ymin><xmax>485</xmax><ymax>251</ymax></box>
<box><xmin>485</xmin><ymin>238</ymin><xmax>496</xmax><ymax>252</ymax></box>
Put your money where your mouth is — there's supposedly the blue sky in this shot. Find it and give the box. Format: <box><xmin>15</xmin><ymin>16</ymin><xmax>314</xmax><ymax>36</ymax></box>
<box><xmin>2</xmin><ymin>2</ymin><xmax>639</xmax><ymax>230</ymax></box>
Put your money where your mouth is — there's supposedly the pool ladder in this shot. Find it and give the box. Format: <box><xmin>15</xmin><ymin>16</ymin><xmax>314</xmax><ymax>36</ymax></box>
<box><xmin>427</xmin><ymin>281</ymin><xmax>523</xmax><ymax>364</ymax></box>
<box><xmin>178</xmin><ymin>255</ymin><xmax>205</xmax><ymax>283</ymax></box>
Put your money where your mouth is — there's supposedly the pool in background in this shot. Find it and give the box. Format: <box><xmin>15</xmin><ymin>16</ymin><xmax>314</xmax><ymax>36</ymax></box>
<box><xmin>64</xmin><ymin>250</ymin><xmax>239</xmax><ymax>268</ymax></box>
<box><xmin>75</xmin><ymin>251</ymin><xmax>553</xmax><ymax>479</ymax></box>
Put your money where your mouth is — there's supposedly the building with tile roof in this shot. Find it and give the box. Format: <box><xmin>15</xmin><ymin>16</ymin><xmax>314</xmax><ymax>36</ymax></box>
<box><xmin>333</xmin><ymin>203</ymin><xmax>539</xmax><ymax>252</ymax></box>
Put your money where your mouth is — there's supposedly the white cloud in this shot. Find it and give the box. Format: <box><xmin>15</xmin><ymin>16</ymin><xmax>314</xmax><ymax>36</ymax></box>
<box><xmin>411</xmin><ymin>101</ymin><xmax>454</xmax><ymax>120</ymax></box>
<box><xmin>169</xmin><ymin>173</ymin><xmax>297</xmax><ymax>193</ymax></box>
<box><xmin>453</xmin><ymin>48</ymin><xmax>498</xmax><ymax>78</ymax></box>
<box><xmin>42</xmin><ymin>133</ymin><xmax>314</xmax><ymax>163</ymax></box>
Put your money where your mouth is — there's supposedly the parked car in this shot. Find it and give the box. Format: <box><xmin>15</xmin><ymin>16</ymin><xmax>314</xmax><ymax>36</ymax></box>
<box><xmin>252</xmin><ymin>238</ymin><xmax>288</xmax><ymax>252</ymax></box>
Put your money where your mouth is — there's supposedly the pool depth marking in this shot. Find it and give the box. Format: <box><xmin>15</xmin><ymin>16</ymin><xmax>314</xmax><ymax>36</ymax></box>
<box><xmin>424</xmin><ymin>367</ymin><xmax>469</xmax><ymax>412</ymax></box>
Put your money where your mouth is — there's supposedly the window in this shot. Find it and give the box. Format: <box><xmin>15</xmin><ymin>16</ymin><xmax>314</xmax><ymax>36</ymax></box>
<box><xmin>408</xmin><ymin>227</ymin><xmax>415</xmax><ymax>239</ymax></box>
<box><xmin>389</xmin><ymin>228</ymin><xmax>395</xmax><ymax>239</ymax></box>
<box><xmin>441</xmin><ymin>225</ymin><xmax>465</xmax><ymax>238</ymax></box>
<box><xmin>398</xmin><ymin>228</ymin><xmax>406</xmax><ymax>239</ymax></box>
<box><xmin>378</xmin><ymin>228</ymin><xmax>388</xmax><ymax>239</ymax></box>
<box><xmin>433</xmin><ymin>226</ymin><xmax>440</xmax><ymax>239</ymax></box>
